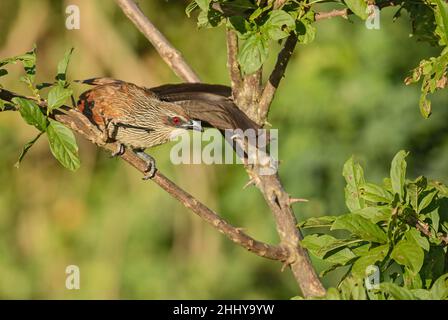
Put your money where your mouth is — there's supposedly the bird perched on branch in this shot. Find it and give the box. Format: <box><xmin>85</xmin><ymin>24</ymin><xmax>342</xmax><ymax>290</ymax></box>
<box><xmin>76</xmin><ymin>78</ymin><xmax>259</xmax><ymax>178</ymax></box>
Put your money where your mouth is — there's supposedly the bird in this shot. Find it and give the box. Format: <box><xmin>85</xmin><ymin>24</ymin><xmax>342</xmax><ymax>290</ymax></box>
<box><xmin>76</xmin><ymin>78</ymin><xmax>263</xmax><ymax>178</ymax></box>
<box><xmin>77</xmin><ymin>79</ymin><xmax>203</xmax><ymax>179</ymax></box>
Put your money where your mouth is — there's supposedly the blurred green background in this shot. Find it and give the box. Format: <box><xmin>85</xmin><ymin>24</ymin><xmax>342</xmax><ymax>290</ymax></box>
<box><xmin>0</xmin><ymin>0</ymin><xmax>447</xmax><ymax>299</ymax></box>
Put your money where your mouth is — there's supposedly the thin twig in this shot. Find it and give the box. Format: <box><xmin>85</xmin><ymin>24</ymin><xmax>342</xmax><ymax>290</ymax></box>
<box><xmin>115</xmin><ymin>0</ymin><xmax>200</xmax><ymax>83</ymax></box>
<box><xmin>315</xmin><ymin>1</ymin><xmax>401</xmax><ymax>21</ymax></box>
<box><xmin>0</xmin><ymin>88</ymin><xmax>289</xmax><ymax>261</ymax></box>
<box><xmin>414</xmin><ymin>218</ymin><xmax>448</xmax><ymax>246</ymax></box>
<box><xmin>315</xmin><ymin>9</ymin><xmax>349</xmax><ymax>21</ymax></box>
<box><xmin>258</xmin><ymin>34</ymin><xmax>297</xmax><ymax>123</ymax></box>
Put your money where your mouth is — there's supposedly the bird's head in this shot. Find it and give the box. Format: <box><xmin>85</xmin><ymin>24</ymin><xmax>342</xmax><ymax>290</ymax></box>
<box><xmin>160</xmin><ymin>104</ymin><xmax>203</xmax><ymax>139</ymax></box>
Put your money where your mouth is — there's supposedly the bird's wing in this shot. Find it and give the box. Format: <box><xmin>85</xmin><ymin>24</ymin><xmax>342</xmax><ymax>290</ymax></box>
<box><xmin>77</xmin><ymin>82</ymin><xmax>156</xmax><ymax>131</ymax></box>
<box><xmin>150</xmin><ymin>83</ymin><xmax>260</xmax><ymax>131</ymax></box>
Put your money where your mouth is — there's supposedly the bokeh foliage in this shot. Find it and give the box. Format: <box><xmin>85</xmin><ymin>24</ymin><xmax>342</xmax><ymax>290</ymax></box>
<box><xmin>0</xmin><ymin>0</ymin><xmax>447</xmax><ymax>299</ymax></box>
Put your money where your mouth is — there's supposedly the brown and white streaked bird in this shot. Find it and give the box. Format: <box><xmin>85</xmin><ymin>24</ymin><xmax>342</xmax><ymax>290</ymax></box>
<box><xmin>77</xmin><ymin>79</ymin><xmax>203</xmax><ymax>178</ymax></box>
<box><xmin>76</xmin><ymin>78</ymin><xmax>261</xmax><ymax>178</ymax></box>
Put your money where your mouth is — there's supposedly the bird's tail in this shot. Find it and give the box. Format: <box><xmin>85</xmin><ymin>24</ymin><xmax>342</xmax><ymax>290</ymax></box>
<box><xmin>150</xmin><ymin>83</ymin><xmax>260</xmax><ymax>132</ymax></box>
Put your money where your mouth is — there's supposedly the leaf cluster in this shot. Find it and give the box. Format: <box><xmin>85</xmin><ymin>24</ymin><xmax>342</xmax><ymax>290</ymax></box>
<box><xmin>299</xmin><ymin>151</ymin><xmax>448</xmax><ymax>299</ymax></box>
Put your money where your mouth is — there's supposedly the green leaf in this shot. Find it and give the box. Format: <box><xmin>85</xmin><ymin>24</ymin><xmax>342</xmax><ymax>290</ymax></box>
<box><xmin>351</xmin><ymin>244</ymin><xmax>389</xmax><ymax>277</ymax></box>
<box><xmin>0</xmin><ymin>69</ymin><xmax>7</xmax><ymax>77</ymax></box>
<box><xmin>411</xmin><ymin>289</ymin><xmax>431</xmax><ymax>300</ymax></box>
<box><xmin>298</xmin><ymin>215</ymin><xmax>336</xmax><ymax>228</ymax></box>
<box><xmin>430</xmin><ymin>274</ymin><xmax>448</xmax><ymax>300</ymax></box>
<box><xmin>46</xmin><ymin>119</ymin><xmax>80</xmax><ymax>171</ymax></box>
<box><xmin>426</xmin><ymin>207</ymin><xmax>440</xmax><ymax>232</ymax></box>
<box><xmin>56</xmin><ymin>48</ymin><xmax>73</xmax><ymax>85</ymax></box>
<box><xmin>296</xmin><ymin>19</ymin><xmax>316</xmax><ymax>44</ymax></box>
<box><xmin>339</xmin><ymin>276</ymin><xmax>366</xmax><ymax>300</ymax></box>
<box><xmin>326</xmin><ymin>248</ymin><xmax>357</xmax><ymax>265</ymax></box>
<box><xmin>331</xmin><ymin>214</ymin><xmax>388</xmax><ymax>243</ymax></box>
<box><xmin>324</xmin><ymin>287</ymin><xmax>341</xmax><ymax>300</ymax></box>
<box><xmin>194</xmin><ymin>0</ymin><xmax>210</xmax><ymax>11</ymax></box>
<box><xmin>420</xmin><ymin>247</ymin><xmax>446</xmax><ymax>288</ymax></box>
<box><xmin>434</xmin><ymin>0</ymin><xmax>448</xmax><ymax>46</ymax></box>
<box><xmin>379</xmin><ymin>282</ymin><xmax>416</xmax><ymax>300</ymax></box>
<box><xmin>418</xmin><ymin>189</ymin><xmax>438</xmax><ymax>213</ymax></box>
<box><xmin>343</xmin><ymin>156</ymin><xmax>366</xmax><ymax>212</ymax></box>
<box><xmin>14</xmin><ymin>132</ymin><xmax>44</xmax><ymax>168</ymax></box>
<box><xmin>12</xmin><ymin>97</ymin><xmax>47</xmax><ymax>131</ymax></box>
<box><xmin>391</xmin><ymin>239</ymin><xmax>424</xmax><ymax>274</ymax></box>
<box><xmin>351</xmin><ymin>206</ymin><xmax>392</xmax><ymax>224</ymax></box>
<box><xmin>47</xmin><ymin>85</ymin><xmax>73</xmax><ymax>113</ymax></box>
<box><xmin>344</xmin><ymin>0</ymin><xmax>368</xmax><ymax>20</ymax></box>
<box><xmin>237</xmin><ymin>33</ymin><xmax>269</xmax><ymax>74</ymax></box>
<box><xmin>360</xmin><ymin>183</ymin><xmax>393</xmax><ymax>204</ymax></box>
<box><xmin>262</xmin><ymin>10</ymin><xmax>295</xmax><ymax>41</ymax></box>
<box><xmin>405</xmin><ymin>228</ymin><xmax>430</xmax><ymax>252</ymax></box>
<box><xmin>300</xmin><ymin>234</ymin><xmax>339</xmax><ymax>258</ymax></box>
<box><xmin>390</xmin><ymin>150</ymin><xmax>408</xmax><ymax>200</ymax></box>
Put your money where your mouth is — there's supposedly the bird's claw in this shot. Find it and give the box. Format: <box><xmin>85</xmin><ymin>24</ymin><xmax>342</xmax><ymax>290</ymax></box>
<box><xmin>135</xmin><ymin>150</ymin><xmax>157</xmax><ymax>180</ymax></box>
<box><xmin>111</xmin><ymin>143</ymin><xmax>125</xmax><ymax>157</ymax></box>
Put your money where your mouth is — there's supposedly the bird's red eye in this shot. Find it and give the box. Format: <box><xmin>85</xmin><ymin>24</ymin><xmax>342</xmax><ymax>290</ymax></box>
<box><xmin>172</xmin><ymin>116</ymin><xmax>181</xmax><ymax>126</ymax></box>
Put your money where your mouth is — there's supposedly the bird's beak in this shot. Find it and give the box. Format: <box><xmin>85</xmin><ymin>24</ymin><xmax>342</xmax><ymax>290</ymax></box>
<box><xmin>182</xmin><ymin>120</ymin><xmax>203</xmax><ymax>132</ymax></box>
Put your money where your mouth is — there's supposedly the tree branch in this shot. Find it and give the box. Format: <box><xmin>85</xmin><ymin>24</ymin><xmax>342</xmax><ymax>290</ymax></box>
<box><xmin>0</xmin><ymin>88</ymin><xmax>289</xmax><ymax>262</ymax></box>
<box><xmin>115</xmin><ymin>0</ymin><xmax>326</xmax><ymax>297</ymax></box>
<box><xmin>115</xmin><ymin>0</ymin><xmax>200</xmax><ymax>83</ymax></box>
<box><xmin>258</xmin><ymin>34</ymin><xmax>297</xmax><ymax>123</ymax></box>
<box><xmin>226</xmin><ymin>29</ymin><xmax>243</xmax><ymax>95</ymax></box>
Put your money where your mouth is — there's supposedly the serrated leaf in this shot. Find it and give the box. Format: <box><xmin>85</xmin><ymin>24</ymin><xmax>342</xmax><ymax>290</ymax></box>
<box><xmin>331</xmin><ymin>214</ymin><xmax>388</xmax><ymax>243</ymax></box>
<box><xmin>390</xmin><ymin>150</ymin><xmax>408</xmax><ymax>200</ymax></box>
<box><xmin>237</xmin><ymin>33</ymin><xmax>269</xmax><ymax>74</ymax></box>
<box><xmin>47</xmin><ymin>85</ymin><xmax>73</xmax><ymax>113</ymax></box>
<box><xmin>46</xmin><ymin>119</ymin><xmax>80</xmax><ymax>171</ymax></box>
<box><xmin>344</xmin><ymin>0</ymin><xmax>368</xmax><ymax>20</ymax></box>
<box><xmin>343</xmin><ymin>156</ymin><xmax>366</xmax><ymax>212</ymax></box>
<box><xmin>351</xmin><ymin>244</ymin><xmax>389</xmax><ymax>277</ymax></box>
<box><xmin>391</xmin><ymin>239</ymin><xmax>424</xmax><ymax>274</ymax></box>
<box><xmin>12</xmin><ymin>97</ymin><xmax>47</xmax><ymax>131</ymax></box>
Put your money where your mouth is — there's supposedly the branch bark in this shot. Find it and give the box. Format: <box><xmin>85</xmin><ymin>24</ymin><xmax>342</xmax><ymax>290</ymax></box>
<box><xmin>115</xmin><ymin>0</ymin><xmax>326</xmax><ymax>297</ymax></box>
<box><xmin>226</xmin><ymin>29</ymin><xmax>243</xmax><ymax>95</ymax></box>
<box><xmin>0</xmin><ymin>88</ymin><xmax>289</xmax><ymax>262</ymax></box>
<box><xmin>115</xmin><ymin>0</ymin><xmax>200</xmax><ymax>83</ymax></box>
<box><xmin>258</xmin><ymin>34</ymin><xmax>297</xmax><ymax>123</ymax></box>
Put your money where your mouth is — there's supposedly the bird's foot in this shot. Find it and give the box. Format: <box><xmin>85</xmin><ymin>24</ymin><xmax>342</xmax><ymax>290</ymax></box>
<box><xmin>111</xmin><ymin>143</ymin><xmax>126</xmax><ymax>157</ymax></box>
<box><xmin>135</xmin><ymin>150</ymin><xmax>157</xmax><ymax>180</ymax></box>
